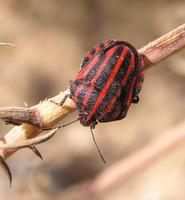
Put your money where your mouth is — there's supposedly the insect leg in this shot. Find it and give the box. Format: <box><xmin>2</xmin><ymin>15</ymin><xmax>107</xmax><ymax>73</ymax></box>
<box><xmin>57</xmin><ymin>93</ymin><xmax>70</xmax><ymax>106</ymax></box>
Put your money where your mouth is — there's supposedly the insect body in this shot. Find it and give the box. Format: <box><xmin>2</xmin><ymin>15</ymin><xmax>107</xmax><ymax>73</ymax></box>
<box><xmin>70</xmin><ymin>40</ymin><xmax>144</xmax><ymax>129</ymax></box>
<box><xmin>0</xmin><ymin>40</ymin><xmax>144</xmax><ymax>182</ymax></box>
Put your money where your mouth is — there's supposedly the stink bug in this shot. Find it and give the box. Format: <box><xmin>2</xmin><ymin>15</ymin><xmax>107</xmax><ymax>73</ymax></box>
<box><xmin>70</xmin><ymin>39</ymin><xmax>144</xmax><ymax>129</ymax></box>
<box><xmin>0</xmin><ymin>40</ymin><xmax>144</xmax><ymax>180</ymax></box>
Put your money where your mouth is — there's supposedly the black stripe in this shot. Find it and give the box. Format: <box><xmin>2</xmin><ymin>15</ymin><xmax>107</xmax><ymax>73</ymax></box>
<box><xmin>85</xmin><ymin>53</ymin><xmax>106</xmax><ymax>81</ymax></box>
<box><xmin>98</xmin><ymin>100</ymin><xmax>123</xmax><ymax>122</ymax></box>
<box><xmin>84</xmin><ymin>46</ymin><xmax>125</xmax><ymax>117</ymax></box>
<box><xmin>95</xmin><ymin>46</ymin><xmax>124</xmax><ymax>91</ymax></box>
<box><xmin>70</xmin><ymin>52</ymin><xmax>106</xmax><ymax>104</ymax></box>
<box><xmin>75</xmin><ymin>84</ymin><xmax>90</xmax><ymax>111</ymax></box>
<box><xmin>120</xmin><ymin>70</ymin><xmax>137</xmax><ymax>108</ymax></box>
<box><xmin>109</xmin><ymin>41</ymin><xmax>140</xmax><ymax>68</ymax></box>
<box><xmin>99</xmin><ymin>69</ymin><xmax>137</xmax><ymax>123</ymax></box>
<box><xmin>73</xmin><ymin>55</ymin><xmax>106</xmax><ymax>105</ymax></box>
<box><xmin>70</xmin><ymin>79</ymin><xmax>84</xmax><ymax>97</ymax></box>
<box><xmin>95</xmin><ymin>48</ymin><xmax>132</xmax><ymax>118</ymax></box>
<box><xmin>132</xmin><ymin>54</ymin><xmax>144</xmax><ymax>97</ymax></box>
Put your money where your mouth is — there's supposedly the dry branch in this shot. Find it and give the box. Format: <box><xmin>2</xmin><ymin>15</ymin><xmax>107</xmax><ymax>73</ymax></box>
<box><xmin>0</xmin><ymin>24</ymin><xmax>184</xmax><ymax>172</ymax></box>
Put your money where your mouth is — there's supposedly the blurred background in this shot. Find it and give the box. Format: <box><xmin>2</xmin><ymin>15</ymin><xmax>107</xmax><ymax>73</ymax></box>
<box><xmin>0</xmin><ymin>0</ymin><xmax>184</xmax><ymax>199</ymax></box>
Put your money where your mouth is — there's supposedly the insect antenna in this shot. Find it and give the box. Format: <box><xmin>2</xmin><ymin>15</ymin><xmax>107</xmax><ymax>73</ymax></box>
<box><xmin>59</xmin><ymin>119</ymin><xmax>106</xmax><ymax>163</ymax></box>
<box><xmin>90</xmin><ymin>128</ymin><xmax>106</xmax><ymax>164</ymax></box>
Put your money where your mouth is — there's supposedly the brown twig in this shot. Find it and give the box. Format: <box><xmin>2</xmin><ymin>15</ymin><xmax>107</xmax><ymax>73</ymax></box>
<box><xmin>0</xmin><ymin>24</ymin><xmax>184</xmax><ymax>162</ymax></box>
<box><xmin>0</xmin><ymin>90</ymin><xmax>76</xmax><ymax>158</ymax></box>
<box><xmin>139</xmin><ymin>23</ymin><xmax>185</xmax><ymax>68</ymax></box>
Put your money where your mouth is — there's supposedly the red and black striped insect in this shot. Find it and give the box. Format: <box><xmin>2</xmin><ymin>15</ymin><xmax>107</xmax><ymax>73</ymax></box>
<box><xmin>70</xmin><ymin>39</ymin><xmax>144</xmax><ymax>129</ymax></box>
<box><xmin>0</xmin><ymin>40</ymin><xmax>144</xmax><ymax>181</ymax></box>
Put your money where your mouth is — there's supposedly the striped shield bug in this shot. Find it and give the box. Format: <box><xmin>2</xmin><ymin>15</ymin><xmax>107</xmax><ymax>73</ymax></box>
<box><xmin>0</xmin><ymin>40</ymin><xmax>144</xmax><ymax>178</ymax></box>
<box><xmin>70</xmin><ymin>39</ymin><xmax>144</xmax><ymax>129</ymax></box>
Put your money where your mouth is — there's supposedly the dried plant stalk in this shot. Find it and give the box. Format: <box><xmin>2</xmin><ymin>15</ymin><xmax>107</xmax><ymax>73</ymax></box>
<box><xmin>0</xmin><ymin>90</ymin><xmax>76</xmax><ymax>158</ymax></box>
<box><xmin>0</xmin><ymin>23</ymin><xmax>184</xmax><ymax>161</ymax></box>
<box><xmin>140</xmin><ymin>23</ymin><xmax>185</xmax><ymax>67</ymax></box>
